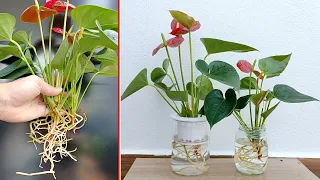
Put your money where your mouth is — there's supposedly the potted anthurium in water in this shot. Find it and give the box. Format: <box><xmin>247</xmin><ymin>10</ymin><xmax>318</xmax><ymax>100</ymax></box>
<box><xmin>203</xmin><ymin>54</ymin><xmax>319</xmax><ymax>175</ymax></box>
<box><xmin>0</xmin><ymin>0</ymin><xmax>118</xmax><ymax>178</ymax></box>
<box><xmin>121</xmin><ymin>10</ymin><xmax>259</xmax><ymax>176</ymax></box>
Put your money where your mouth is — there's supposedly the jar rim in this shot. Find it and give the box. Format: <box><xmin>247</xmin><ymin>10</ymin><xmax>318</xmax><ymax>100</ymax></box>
<box><xmin>170</xmin><ymin>113</ymin><xmax>207</xmax><ymax>122</ymax></box>
<box><xmin>239</xmin><ymin>126</ymin><xmax>266</xmax><ymax>133</ymax></box>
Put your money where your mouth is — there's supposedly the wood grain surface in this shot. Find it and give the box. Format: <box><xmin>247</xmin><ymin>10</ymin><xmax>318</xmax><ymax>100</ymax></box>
<box><xmin>121</xmin><ymin>155</ymin><xmax>320</xmax><ymax>180</ymax></box>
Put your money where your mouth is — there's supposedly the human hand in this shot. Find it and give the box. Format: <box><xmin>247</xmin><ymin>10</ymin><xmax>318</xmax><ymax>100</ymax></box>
<box><xmin>0</xmin><ymin>75</ymin><xmax>62</xmax><ymax>123</ymax></box>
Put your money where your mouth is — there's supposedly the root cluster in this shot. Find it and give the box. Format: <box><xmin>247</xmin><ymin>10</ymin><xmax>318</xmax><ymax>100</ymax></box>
<box><xmin>16</xmin><ymin>109</ymin><xmax>87</xmax><ymax>179</ymax></box>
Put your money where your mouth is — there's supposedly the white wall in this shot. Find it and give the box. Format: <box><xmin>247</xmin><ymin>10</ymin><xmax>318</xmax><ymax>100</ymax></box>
<box><xmin>120</xmin><ymin>0</ymin><xmax>320</xmax><ymax>157</ymax></box>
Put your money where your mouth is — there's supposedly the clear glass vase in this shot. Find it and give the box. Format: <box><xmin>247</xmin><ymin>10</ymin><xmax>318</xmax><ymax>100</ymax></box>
<box><xmin>171</xmin><ymin>114</ymin><xmax>210</xmax><ymax>176</ymax></box>
<box><xmin>234</xmin><ymin>126</ymin><xmax>268</xmax><ymax>175</ymax></box>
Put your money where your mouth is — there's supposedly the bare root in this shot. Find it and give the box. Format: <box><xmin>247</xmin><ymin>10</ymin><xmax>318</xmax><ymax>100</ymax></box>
<box><xmin>16</xmin><ymin>109</ymin><xmax>87</xmax><ymax>179</ymax></box>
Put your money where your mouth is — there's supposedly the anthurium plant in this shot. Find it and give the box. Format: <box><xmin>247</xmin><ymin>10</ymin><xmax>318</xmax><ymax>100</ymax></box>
<box><xmin>0</xmin><ymin>0</ymin><xmax>118</xmax><ymax>178</ymax></box>
<box><xmin>121</xmin><ymin>10</ymin><xmax>258</xmax><ymax>120</ymax></box>
<box><xmin>203</xmin><ymin>54</ymin><xmax>319</xmax><ymax>130</ymax></box>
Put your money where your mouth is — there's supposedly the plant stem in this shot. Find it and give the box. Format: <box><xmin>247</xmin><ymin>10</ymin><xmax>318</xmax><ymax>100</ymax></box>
<box><xmin>161</xmin><ymin>34</ymin><xmax>180</xmax><ymax>91</ymax></box>
<box><xmin>178</xmin><ymin>46</ymin><xmax>186</xmax><ymax>91</ymax></box>
<box><xmin>63</xmin><ymin>0</ymin><xmax>70</xmax><ymax>40</ymax></box>
<box><xmin>149</xmin><ymin>84</ymin><xmax>180</xmax><ymax>115</ymax></box>
<box><xmin>194</xmin><ymin>54</ymin><xmax>210</xmax><ymax>112</ymax></box>
<box><xmin>10</xmin><ymin>40</ymin><xmax>35</xmax><ymax>75</ymax></box>
<box><xmin>78</xmin><ymin>72</ymin><xmax>99</xmax><ymax>107</ymax></box>
<box><xmin>248</xmin><ymin>60</ymin><xmax>257</xmax><ymax>130</ymax></box>
<box><xmin>188</xmin><ymin>31</ymin><xmax>195</xmax><ymax>117</ymax></box>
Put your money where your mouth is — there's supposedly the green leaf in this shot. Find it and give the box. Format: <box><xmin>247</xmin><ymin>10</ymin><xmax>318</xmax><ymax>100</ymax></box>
<box><xmin>169</xmin><ymin>10</ymin><xmax>196</xmax><ymax>29</ymax></box>
<box><xmin>196</xmin><ymin>60</ymin><xmax>240</xmax><ymax>90</ymax></box>
<box><xmin>154</xmin><ymin>82</ymin><xmax>168</xmax><ymax>91</ymax></box>
<box><xmin>251</xmin><ymin>91</ymin><xmax>267</xmax><ymax>106</ymax></box>
<box><xmin>273</xmin><ymin>84</ymin><xmax>319</xmax><ymax>103</ymax></box>
<box><xmin>12</xmin><ymin>30</ymin><xmax>29</xmax><ymax>44</ymax></box>
<box><xmin>0</xmin><ymin>13</ymin><xmax>15</xmax><ymax>41</ymax></box>
<box><xmin>204</xmin><ymin>89</ymin><xmax>237</xmax><ymax>129</ymax></box>
<box><xmin>235</xmin><ymin>95</ymin><xmax>251</xmax><ymax>110</ymax></box>
<box><xmin>240</xmin><ymin>77</ymin><xmax>257</xmax><ymax>89</ymax></box>
<box><xmin>151</xmin><ymin>67</ymin><xmax>166</xmax><ymax>83</ymax></box>
<box><xmin>94</xmin><ymin>49</ymin><xmax>118</xmax><ymax>65</ymax></box>
<box><xmin>96</xmin><ymin>20</ymin><xmax>118</xmax><ymax>50</ymax></box>
<box><xmin>51</xmin><ymin>38</ymin><xmax>70</xmax><ymax>70</ymax></box>
<box><xmin>200</xmin><ymin>38</ymin><xmax>258</xmax><ymax>55</ymax></box>
<box><xmin>266</xmin><ymin>91</ymin><xmax>275</xmax><ymax>101</ymax></box>
<box><xmin>99</xmin><ymin>64</ymin><xmax>118</xmax><ymax>76</ymax></box>
<box><xmin>261</xmin><ymin>102</ymin><xmax>280</xmax><ymax>120</ymax></box>
<box><xmin>166</xmin><ymin>91</ymin><xmax>188</xmax><ymax>102</ymax></box>
<box><xmin>0</xmin><ymin>45</ymin><xmax>21</xmax><ymax>58</ymax></box>
<box><xmin>195</xmin><ymin>59</ymin><xmax>209</xmax><ymax>74</ymax></box>
<box><xmin>121</xmin><ymin>69</ymin><xmax>148</xmax><ymax>101</ymax></box>
<box><xmin>162</xmin><ymin>59</ymin><xmax>169</xmax><ymax>72</ymax></box>
<box><xmin>1</xmin><ymin>66</ymin><xmax>30</xmax><ymax>79</ymax></box>
<box><xmin>186</xmin><ymin>75</ymin><xmax>213</xmax><ymax>100</ymax></box>
<box><xmin>258</xmin><ymin>54</ymin><xmax>291</xmax><ymax>78</ymax></box>
<box><xmin>79</xmin><ymin>54</ymin><xmax>97</xmax><ymax>73</ymax></box>
<box><xmin>71</xmin><ymin>5</ymin><xmax>118</xmax><ymax>29</ymax></box>
<box><xmin>0</xmin><ymin>59</ymin><xmax>26</xmax><ymax>78</ymax></box>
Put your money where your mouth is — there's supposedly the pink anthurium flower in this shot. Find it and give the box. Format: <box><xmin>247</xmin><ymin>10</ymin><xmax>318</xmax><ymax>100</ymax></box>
<box><xmin>170</xmin><ymin>19</ymin><xmax>201</xmax><ymax>36</ymax></box>
<box><xmin>152</xmin><ymin>36</ymin><xmax>184</xmax><ymax>56</ymax></box>
<box><xmin>44</xmin><ymin>0</ymin><xmax>75</xmax><ymax>13</ymax></box>
<box><xmin>237</xmin><ymin>60</ymin><xmax>252</xmax><ymax>73</ymax></box>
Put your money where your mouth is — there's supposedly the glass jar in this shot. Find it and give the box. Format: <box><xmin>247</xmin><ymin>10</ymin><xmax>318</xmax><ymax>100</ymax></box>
<box><xmin>171</xmin><ymin>114</ymin><xmax>210</xmax><ymax>176</ymax></box>
<box><xmin>234</xmin><ymin>126</ymin><xmax>268</xmax><ymax>175</ymax></box>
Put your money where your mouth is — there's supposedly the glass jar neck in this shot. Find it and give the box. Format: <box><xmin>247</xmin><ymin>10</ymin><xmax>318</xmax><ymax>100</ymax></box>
<box><xmin>239</xmin><ymin>126</ymin><xmax>266</xmax><ymax>139</ymax></box>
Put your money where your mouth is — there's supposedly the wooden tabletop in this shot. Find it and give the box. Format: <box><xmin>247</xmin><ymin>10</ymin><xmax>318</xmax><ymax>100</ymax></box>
<box><xmin>121</xmin><ymin>155</ymin><xmax>320</xmax><ymax>180</ymax></box>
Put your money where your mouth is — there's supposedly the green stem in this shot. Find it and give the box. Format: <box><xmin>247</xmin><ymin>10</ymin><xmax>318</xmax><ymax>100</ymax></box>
<box><xmin>149</xmin><ymin>84</ymin><xmax>180</xmax><ymax>115</ymax></box>
<box><xmin>248</xmin><ymin>60</ymin><xmax>257</xmax><ymax>130</ymax></box>
<box><xmin>78</xmin><ymin>72</ymin><xmax>99</xmax><ymax>107</ymax></box>
<box><xmin>194</xmin><ymin>54</ymin><xmax>210</xmax><ymax>112</ymax></box>
<box><xmin>188</xmin><ymin>31</ymin><xmax>195</xmax><ymax>117</ymax></box>
<box><xmin>10</xmin><ymin>40</ymin><xmax>35</xmax><ymax>75</ymax></box>
<box><xmin>63</xmin><ymin>0</ymin><xmax>70</xmax><ymax>40</ymax></box>
<box><xmin>161</xmin><ymin>34</ymin><xmax>180</xmax><ymax>91</ymax></box>
<box><xmin>178</xmin><ymin>46</ymin><xmax>186</xmax><ymax>91</ymax></box>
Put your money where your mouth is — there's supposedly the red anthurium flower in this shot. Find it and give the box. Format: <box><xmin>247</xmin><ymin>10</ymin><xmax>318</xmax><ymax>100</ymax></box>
<box><xmin>169</xmin><ymin>19</ymin><xmax>201</xmax><ymax>36</ymax></box>
<box><xmin>237</xmin><ymin>60</ymin><xmax>252</xmax><ymax>73</ymax></box>
<box><xmin>21</xmin><ymin>5</ymin><xmax>57</xmax><ymax>24</ymax></box>
<box><xmin>152</xmin><ymin>37</ymin><xmax>184</xmax><ymax>56</ymax></box>
<box><xmin>45</xmin><ymin>0</ymin><xmax>75</xmax><ymax>12</ymax></box>
<box><xmin>52</xmin><ymin>27</ymin><xmax>83</xmax><ymax>44</ymax></box>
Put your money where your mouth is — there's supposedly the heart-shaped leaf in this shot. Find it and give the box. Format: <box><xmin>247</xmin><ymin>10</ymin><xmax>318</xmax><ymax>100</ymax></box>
<box><xmin>273</xmin><ymin>84</ymin><xmax>319</xmax><ymax>103</ymax></box>
<box><xmin>0</xmin><ymin>45</ymin><xmax>21</xmax><ymax>58</ymax></box>
<box><xmin>261</xmin><ymin>101</ymin><xmax>280</xmax><ymax>120</ymax></box>
<box><xmin>94</xmin><ymin>49</ymin><xmax>118</xmax><ymax>65</ymax></box>
<box><xmin>235</xmin><ymin>95</ymin><xmax>251</xmax><ymax>110</ymax></box>
<box><xmin>0</xmin><ymin>13</ymin><xmax>15</xmax><ymax>41</ymax></box>
<box><xmin>196</xmin><ymin>75</ymin><xmax>213</xmax><ymax>99</ymax></box>
<box><xmin>96</xmin><ymin>20</ymin><xmax>118</xmax><ymax>50</ymax></box>
<box><xmin>72</xmin><ymin>5</ymin><xmax>118</xmax><ymax>29</ymax></box>
<box><xmin>166</xmin><ymin>91</ymin><xmax>188</xmax><ymax>102</ymax></box>
<box><xmin>20</xmin><ymin>6</ymin><xmax>57</xmax><ymax>24</ymax></box>
<box><xmin>151</xmin><ymin>67</ymin><xmax>166</xmax><ymax>83</ymax></box>
<box><xmin>258</xmin><ymin>54</ymin><xmax>291</xmax><ymax>78</ymax></box>
<box><xmin>204</xmin><ymin>89</ymin><xmax>237</xmax><ymax>129</ymax></box>
<box><xmin>162</xmin><ymin>59</ymin><xmax>169</xmax><ymax>72</ymax></box>
<box><xmin>51</xmin><ymin>37</ymin><xmax>70</xmax><ymax>70</ymax></box>
<box><xmin>121</xmin><ymin>69</ymin><xmax>148</xmax><ymax>101</ymax></box>
<box><xmin>196</xmin><ymin>60</ymin><xmax>240</xmax><ymax>90</ymax></box>
<box><xmin>169</xmin><ymin>10</ymin><xmax>196</xmax><ymax>29</ymax></box>
<box><xmin>12</xmin><ymin>30</ymin><xmax>29</xmax><ymax>44</ymax></box>
<box><xmin>200</xmin><ymin>38</ymin><xmax>258</xmax><ymax>55</ymax></box>
<box><xmin>251</xmin><ymin>91</ymin><xmax>267</xmax><ymax>106</ymax></box>
<box><xmin>154</xmin><ymin>82</ymin><xmax>168</xmax><ymax>91</ymax></box>
<box><xmin>99</xmin><ymin>64</ymin><xmax>118</xmax><ymax>76</ymax></box>
<box><xmin>240</xmin><ymin>77</ymin><xmax>257</xmax><ymax>90</ymax></box>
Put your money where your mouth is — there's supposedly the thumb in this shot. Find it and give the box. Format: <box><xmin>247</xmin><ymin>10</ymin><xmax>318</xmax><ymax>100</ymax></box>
<box><xmin>37</xmin><ymin>78</ymin><xmax>62</xmax><ymax>96</ymax></box>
